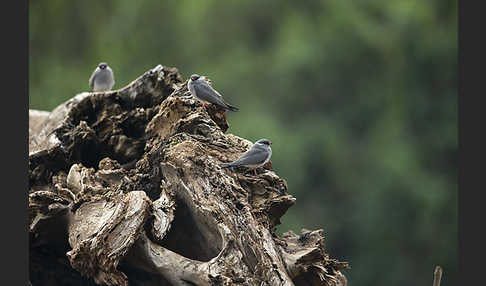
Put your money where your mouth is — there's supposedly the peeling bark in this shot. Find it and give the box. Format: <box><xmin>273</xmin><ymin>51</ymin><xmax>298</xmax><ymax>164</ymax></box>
<box><xmin>29</xmin><ymin>64</ymin><xmax>349</xmax><ymax>286</ymax></box>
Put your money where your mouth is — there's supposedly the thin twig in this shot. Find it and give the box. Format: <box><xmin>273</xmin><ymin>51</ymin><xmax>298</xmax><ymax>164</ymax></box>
<box><xmin>433</xmin><ymin>265</ymin><xmax>443</xmax><ymax>286</ymax></box>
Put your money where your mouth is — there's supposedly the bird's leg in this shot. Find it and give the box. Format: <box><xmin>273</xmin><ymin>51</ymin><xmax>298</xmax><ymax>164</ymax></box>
<box><xmin>254</xmin><ymin>169</ymin><xmax>257</xmax><ymax>176</ymax></box>
<box><xmin>202</xmin><ymin>103</ymin><xmax>207</xmax><ymax>109</ymax></box>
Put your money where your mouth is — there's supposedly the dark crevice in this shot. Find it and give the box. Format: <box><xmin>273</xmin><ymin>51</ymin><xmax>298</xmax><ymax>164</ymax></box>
<box><xmin>293</xmin><ymin>271</ymin><xmax>327</xmax><ymax>286</ymax></box>
<box><xmin>181</xmin><ymin>280</ymin><xmax>198</xmax><ymax>286</ymax></box>
<box><xmin>30</xmin><ymin>214</ymin><xmax>95</xmax><ymax>286</ymax></box>
<box><xmin>74</xmin><ymin>139</ymin><xmax>103</xmax><ymax>169</ymax></box>
<box><xmin>159</xmin><ymin>195</ymin><xmax>222</xmax><ymax>262</ymax></box>
<box><xmin>136</xmin><ymin>173</ymin><xmax>162</xmax><ymax>201</ymax></box>
<box><xmin>29</xmin><ymin>147</ymin><xmax>70</xmax><ymax>187</ymax></box>
<box><xmin>30</xmin><ymin>248</ymin><xmax>99</xmax><ymax>286</ymax></box>
<box><xmin>120</xmin><ymin>118</ymin><xmax>147</xmax><ymax>139</ymax></box>
<box><xmin>118</xmin><ymin>261</ymin><xmax>173</xmax><ymax>286</ymax></box>
<box><xmin>135</xmin><ymin>144</ymin><xmax>167</xmax><ymax>201</ymax></box>
<box><xmin>132</xmin><ymin>92</ymin><xmax>160</xmax><ymax>109</ymax></box>
<box><xmin>54</xmin><ymin>104</ymin><xmax>153</xmax><ymax>169</ymax></box>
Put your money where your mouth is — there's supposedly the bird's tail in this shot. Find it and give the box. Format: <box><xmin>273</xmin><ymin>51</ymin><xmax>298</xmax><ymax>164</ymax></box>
<box><xmin>225</xmin><ymin>103</ymin><xmax>239</xmax><ymax>112</ymax></box>
<box><xmin>220</xmin><ymin>162</ymin><xmax>234</xmax><ymax>168</ymax></box>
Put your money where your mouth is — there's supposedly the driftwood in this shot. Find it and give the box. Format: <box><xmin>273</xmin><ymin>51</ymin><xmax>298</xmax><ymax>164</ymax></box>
<box><xmin>29</xmin><ymin>64</ymin><xmax>349</xmax><ymax>286</ymax></box>
<box><xmin>432</xmin><ymin>266</ymin><xmax>442</xmax><ymax>286</ymax></box>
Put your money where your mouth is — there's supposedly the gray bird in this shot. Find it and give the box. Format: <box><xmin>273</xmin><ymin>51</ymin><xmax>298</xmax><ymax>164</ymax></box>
<box><xmin>187</xmin><ymin>74</ymin><xmax>239</xmax><ymax>111</ymax></box>
<box><xmin>221</xmin><ymin>138</ymin><xmax>272</xmax><ymax>175</ymax></box>
<box><xmin>89</xmin><ymin>62</ymin><xmax>115</xmax><ymax>92</ymax></box>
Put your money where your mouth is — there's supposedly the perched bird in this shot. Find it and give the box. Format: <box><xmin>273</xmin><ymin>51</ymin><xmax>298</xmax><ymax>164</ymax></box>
<box><xmin>221</xmin><ymin>138</ymin><xmax>272</xmax><ymax>175</ymax></box>
<box><xmin>89</xmin><ymin>62</ymin><xmax>115</xmax><ymax>92</ymax></box>
<box><xmin>187</xmin><ymin>74</ymin><xmax>239</xmax><ymax>111</ymax></box>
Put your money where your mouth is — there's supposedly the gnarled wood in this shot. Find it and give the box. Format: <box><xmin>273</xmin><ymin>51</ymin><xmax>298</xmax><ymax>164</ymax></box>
<box><xmin>29</xmin><ymin>64</ymin><xmax>349</xmax><ymax>286</ymax></box>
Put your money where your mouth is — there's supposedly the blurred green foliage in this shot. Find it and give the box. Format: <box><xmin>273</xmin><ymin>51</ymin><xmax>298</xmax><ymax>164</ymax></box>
<box><xmin>29</xmin><ymin>1</ymin><xmax>457</xmax><ymax>285</ymax></box>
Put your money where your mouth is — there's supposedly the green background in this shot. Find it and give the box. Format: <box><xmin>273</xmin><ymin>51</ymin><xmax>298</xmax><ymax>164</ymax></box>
<box><xmin>29</xmin><ymin>1</ymin><xmax>457</xmax><ymax>285</ymax></box>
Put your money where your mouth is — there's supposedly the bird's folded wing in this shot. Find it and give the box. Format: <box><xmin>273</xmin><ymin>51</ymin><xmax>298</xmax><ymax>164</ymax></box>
<box><xmin>194</xmin><ymin>82</ymin><xmax>225</xmax><ymax>104</ymax></box>
<box><xmin>88</xmin><ymin>71</ymin><xmax>96</xmax><ymax>89</ymax></box>
<box><xmin>234</xmin><ymin>147</ymin><xmax>269</xmax><ymax>166</ymax></box>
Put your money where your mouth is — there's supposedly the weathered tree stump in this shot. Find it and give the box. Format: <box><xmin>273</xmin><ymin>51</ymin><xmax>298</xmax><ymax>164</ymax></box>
<box><xmin>29</xmin><ymin>65</ymin><xmax>349</xmax><ymax>286</ymax></box>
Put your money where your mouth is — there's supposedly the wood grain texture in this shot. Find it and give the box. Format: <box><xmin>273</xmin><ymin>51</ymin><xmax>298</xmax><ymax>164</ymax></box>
<box><xmin>29</xmin><ymin>65</ymin><xmax>349</xmax><ymax>286</ymax></box>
